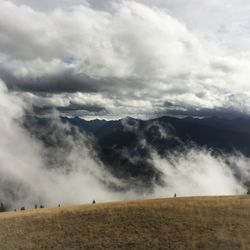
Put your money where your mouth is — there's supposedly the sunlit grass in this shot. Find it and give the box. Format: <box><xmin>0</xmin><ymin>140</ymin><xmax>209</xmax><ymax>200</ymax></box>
<box><xmin>1</xmin><ymin>196</ymin><xmax>250</xmax><ymax>249</ymax></box>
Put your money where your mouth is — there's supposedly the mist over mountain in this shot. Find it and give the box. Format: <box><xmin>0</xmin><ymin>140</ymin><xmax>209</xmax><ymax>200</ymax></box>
<box><xmin>31</xmin><ymin>115</ymin><xmax>250</xmax><ymax>155</ymax></box>
<box><xmin>0</xmin><ymin>83</ymin><xmax>249</xmax><ymax>208</ymax></box>
<box><xmin>23</xmin><ymin>115</ymin><xmax>250</xmax><ymax>196</ymax></box>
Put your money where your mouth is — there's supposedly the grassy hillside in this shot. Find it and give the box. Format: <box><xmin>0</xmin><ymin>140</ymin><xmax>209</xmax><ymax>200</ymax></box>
<box><xmin>1</xmin><ymin>196</ymin><xmax>250</xmax><ymax>249</ymax></box>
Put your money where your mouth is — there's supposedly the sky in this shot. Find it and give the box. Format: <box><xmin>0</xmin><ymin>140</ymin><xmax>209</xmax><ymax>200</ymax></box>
<box><xmin>1</xmin><ymin>0</ymin><xmax>250</xmax><ymax>206</ymax></box>
<box><xmin>1</xmin><ymin>0</ymin><xmax>250</xmax><ymax>119</ymax></box>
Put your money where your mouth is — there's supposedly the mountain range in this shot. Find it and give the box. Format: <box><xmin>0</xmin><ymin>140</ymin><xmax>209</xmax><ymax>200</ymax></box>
<box><xmin>23</xmin><ymin>115</ymin><xmax>250</xmax><ymax>189</ymax></box>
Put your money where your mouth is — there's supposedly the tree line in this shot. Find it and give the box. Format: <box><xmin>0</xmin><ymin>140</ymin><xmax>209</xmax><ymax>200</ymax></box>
<box><xmin>0</xmin><ymin>202</ymin><xmax>46</xmax><ymax>213</ymax></box>
<box><xmin>0</xmin><ymin>200</ymin><xmax>97</xmax><ymax>213</ymax></box>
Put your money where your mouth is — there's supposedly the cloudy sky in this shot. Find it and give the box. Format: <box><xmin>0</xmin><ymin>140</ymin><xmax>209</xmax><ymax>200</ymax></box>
<box><xmin>1</xmin><ymin>0</ymin><xmax>250</xmax><ymax>119</ymax></box>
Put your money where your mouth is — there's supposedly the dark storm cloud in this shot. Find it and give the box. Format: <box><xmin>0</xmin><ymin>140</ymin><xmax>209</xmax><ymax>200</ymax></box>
<box><xmin>0</xmin><ymin>68</ymin><xmax>101</xmax><ymax>93</ymax></box>
<box><xmin>164</xmin><ymin>101</ymin><xmax>174</xmax><ymax>107</ymax></box>
<box><xmin>163</xmin><ymin>107</ymin><xmax>247</xmax><ymax>119</ymax></box>
<box><xmin>32</xmin><ymin>103</ymin><xmax>107</xmax><ymax>116</ymax></box>
<box><xmin>57</xmin><ymin>102</ymin><xmax>106</xmax><ymax>113</ymax></box>
<box><xmin>0</xmin><ymin>63</ymin><xmax>146</xmax><ymax>97</ymax></box>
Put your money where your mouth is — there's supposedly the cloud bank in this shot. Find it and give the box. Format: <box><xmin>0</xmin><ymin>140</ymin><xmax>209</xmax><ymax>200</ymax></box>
<box><xmin>0</xmin><ymin>78</ymin><xmax>249</xmax><ymax>209</ymax></box>
<box><xmin>0</xmin><ymin>0</ymin><xmax>250</xmax><ymax>118</ymax></box>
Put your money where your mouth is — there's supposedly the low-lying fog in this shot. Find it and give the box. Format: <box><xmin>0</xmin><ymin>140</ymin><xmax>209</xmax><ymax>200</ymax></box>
<box><xmin>0</xmin><ymin>81</ymin><xmax>248</xmax><ymax>209</ymax></box>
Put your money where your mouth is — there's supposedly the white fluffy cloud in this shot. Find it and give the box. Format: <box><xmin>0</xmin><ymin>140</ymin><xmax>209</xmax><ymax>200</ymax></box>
<box><xmin>1</xmin><ymin>0</ymin><xmax>250</xmax><ymax>117</ymax></box>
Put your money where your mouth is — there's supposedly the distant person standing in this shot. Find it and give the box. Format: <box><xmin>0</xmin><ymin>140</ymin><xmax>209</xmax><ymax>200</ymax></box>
<box><xmin>174</xmin><ymin>193</ymin><xmax>177</xmax><ymax>198</ymax></box>
<box><xmin>92</xmin><ymin>200</ymin><xmax>96</xmax><ymax>204</ymax></box>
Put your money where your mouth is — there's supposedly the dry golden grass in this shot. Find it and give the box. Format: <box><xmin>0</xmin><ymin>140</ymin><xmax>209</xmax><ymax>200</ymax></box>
<box><xmin>1</xmin><ymin>196</ymin><xmax>250</xmax><ymax>249</ymax></box>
